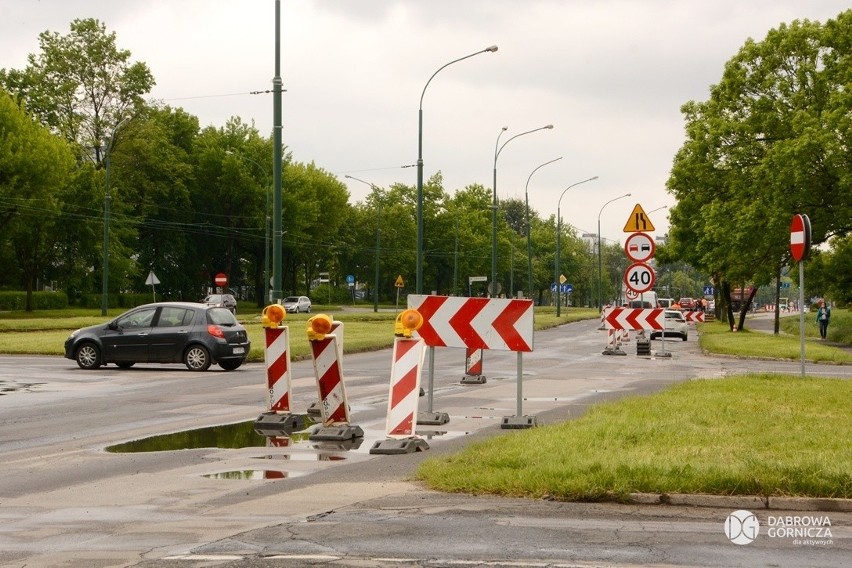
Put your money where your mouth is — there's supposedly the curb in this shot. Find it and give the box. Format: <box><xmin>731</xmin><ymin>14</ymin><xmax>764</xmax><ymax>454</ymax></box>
<box><xmin>629</xmin><ymin>492</ymin><xmax>852</xmax><ymax>512</ymax></box>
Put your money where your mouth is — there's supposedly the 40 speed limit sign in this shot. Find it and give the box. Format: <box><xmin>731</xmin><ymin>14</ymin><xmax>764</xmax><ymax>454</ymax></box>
<box><xmin>624</xmin><ymin>261</ymin><xmax>656</xmax><ymax>294</ymax></box>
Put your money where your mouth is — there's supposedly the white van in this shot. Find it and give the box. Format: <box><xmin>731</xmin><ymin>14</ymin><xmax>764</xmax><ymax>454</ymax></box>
<box><xmin>626</xmin><ymin>291</ymin><xmax>657</xmax><ymax>309</ymax></box>
<box><xmin>657</xmin><ymin>298</ymin><xmax>675</xmax><ymax>309</ymax></box>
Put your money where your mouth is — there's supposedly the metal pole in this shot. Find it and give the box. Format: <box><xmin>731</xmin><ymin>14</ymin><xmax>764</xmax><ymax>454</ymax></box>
<box><xmin>596</xmin><ymin>193</ymin><xmax>631</xmax><ymax>309</ymax></box>
<box><xmin>525</xmin><ymin>157</ymin><xmax>562</xmax><ymax>299</ymax></box>
<box><xmin>417</xmin><ymin>46</ymin><xmax>498</xmax><ymax>295</ymax></box>
<box><xmin>492</xmin><ymin>124</ymin><xmax>554</xmax><ymax>297</ymax></box>
<box><xmin>272</xmin><ymin>0</ymin><xmax>284</xmax><ymax>302</ymax></box>
<box><xmin>101</xmin><ymin>118</ymin><xmax>129</xmax><ymax>316</ymax></box>
<box><xmin>555</xmin><ymin>176</ymin><xmax>599</xmax><ymax>317</ymax></box>
<box><xmin>798</xmin><ymin>261</ymin><xmax>806</xmax><ymax>377</ymax></box>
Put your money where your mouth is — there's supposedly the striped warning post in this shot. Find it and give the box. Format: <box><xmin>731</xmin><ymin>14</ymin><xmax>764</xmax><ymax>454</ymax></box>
<box><xmin>264</xmin><ymin>326</ymin><xmax>292</xmax><ymax>412</ymax></box>
<box><xmin>310</xmin><ymin>333</ymin><xmax>350</xmax><ymax>426</ymax></box>
<box><xmin>465</xmin><ymin>347</ymin><xmax>483</xmax><ymax>376</ymax></box>
<box><xmin>384</xmin><ymin>336</ymin><xmax>426</xmax><ymax>437</ymax></box>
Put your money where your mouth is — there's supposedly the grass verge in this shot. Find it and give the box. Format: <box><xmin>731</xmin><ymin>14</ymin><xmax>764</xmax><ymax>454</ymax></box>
<box><xmin>416</xmin><ymin>373</ymin><xmax>852</xmax><ymax>500</ymax></box>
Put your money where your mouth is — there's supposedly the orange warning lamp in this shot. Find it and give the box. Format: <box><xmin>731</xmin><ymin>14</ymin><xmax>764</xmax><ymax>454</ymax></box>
<box><xmin>307</xmin><ymin>314</ymin><xmax>333</xmax><ymax>341</ymax></box>
<box><xmin>394</xmin><ymin>309</ymin><xmax>423</xmax><ymax>338</ymax></box>
<box><xmin>261</xmin><ymin>304</ymin><xmax>286</xmax><ymax>328</ymax></box>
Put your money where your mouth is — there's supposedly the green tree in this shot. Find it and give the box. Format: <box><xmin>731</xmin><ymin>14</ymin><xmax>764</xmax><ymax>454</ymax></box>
<box><xmin>0</xmin><ymin>18</ymin><xmax>155</xmax><ymax>165</ymax></box>
<box><xmin>666</xmin><ymin>10</ymin><xmax>851</xmax><ymax>330</ymax></box>
<box><xmin>0</xmin><ymin>89</ymin><xmax>75</xmax><ymax>310</ymax></box>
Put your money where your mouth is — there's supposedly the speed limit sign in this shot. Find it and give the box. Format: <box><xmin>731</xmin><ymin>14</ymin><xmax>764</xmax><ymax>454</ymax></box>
<box><xmin>624</xmin><ymin>262</ymin><xmax>656</xmax><ymax>294</ymax></box>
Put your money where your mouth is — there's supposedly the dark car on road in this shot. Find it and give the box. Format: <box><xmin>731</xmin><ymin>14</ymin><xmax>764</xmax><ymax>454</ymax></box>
<box><xmin>64</xmin><ymin>302</ymin><xmax>251</xmax><ymax>371</ymax></box>
<box><xmin>203</xmin><ymin>293</ymin><xmax>237</xmax><ymax>314</ymax></box>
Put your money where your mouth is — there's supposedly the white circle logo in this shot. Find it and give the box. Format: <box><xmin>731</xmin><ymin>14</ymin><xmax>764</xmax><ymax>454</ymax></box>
<box><xmin>725</xmin><ymin>510</ymin><xmax>760</xmax><ymax>545</ymax></box>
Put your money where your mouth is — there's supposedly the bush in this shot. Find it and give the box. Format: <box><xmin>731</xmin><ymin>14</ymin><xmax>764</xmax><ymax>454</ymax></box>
<box><xmin>0</xmin><ymin>291</ymin><xmax>68</xmax><ymax>311</ymax></box>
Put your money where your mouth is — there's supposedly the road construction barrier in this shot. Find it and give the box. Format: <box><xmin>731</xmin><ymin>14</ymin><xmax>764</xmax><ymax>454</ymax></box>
<box><xmin>461</xmin><ymin>347</ymin><xmax>486</xmax><ymax>384</ymax></box>
<box><xmin>254</xmin><ymin>305</ymin><xmax>304</xmax><ymax>434</ymax></box>
<box><xmin>307</xmin><ymin>314</ymin><xmax>363</xmax><ymax>442</ymax></box>
<box><xmin>371</xmin><ymin>309</ymin><xmax>429</xmax><ymax>454</ymax></box>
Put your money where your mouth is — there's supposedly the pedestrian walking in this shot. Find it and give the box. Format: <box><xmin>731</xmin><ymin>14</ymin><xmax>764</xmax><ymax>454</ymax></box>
<box><xmin>816</xmin><ymin>299</ymin><xmax>831</xmax><ymax>340</ymax></box>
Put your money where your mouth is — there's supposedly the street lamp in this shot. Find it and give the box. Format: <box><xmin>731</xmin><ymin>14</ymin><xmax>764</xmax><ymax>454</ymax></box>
<box><xmin>525</xmin><ymin>156</ymin><xmax>562</xmax><ymax>299</ymax></box>
<box><xmin>417</xmin><ymin>45</ymin><xmax>498</xmax><ymax>294</ymax></box>
<box><xmin>491</xmin><ymin>124</ymin><xmax>554</xmax><ymax>297</ymax></box>
<box><xmin>228</xmin><ymin>151</ymin><xmax>271</xmax><ymax>303</ymax></box>
<box><xmin>597</xmin><ymin>193</ymin><xmax>632</xmax><ymax>309</ymax></box>
<box><xmin>101</xmin><ymin>117</ymin><xmax>130</xmax><ymax>316</ymax></box>
<box><xmin>555</xmin><ymin>176</ymin><xmax>599</xmax><ymax>316</ymax></box>
<box><xmin>345</xmin><ymin>175</ymin><xmax>382</xmax><ymax>313</ymax></box>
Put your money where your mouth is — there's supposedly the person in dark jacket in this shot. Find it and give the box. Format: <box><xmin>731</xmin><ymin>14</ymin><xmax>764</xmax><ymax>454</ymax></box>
<box><xmin>815</xmin><ymin>299</ymin><xmax>831</xmax><ymax>340</ymax></box>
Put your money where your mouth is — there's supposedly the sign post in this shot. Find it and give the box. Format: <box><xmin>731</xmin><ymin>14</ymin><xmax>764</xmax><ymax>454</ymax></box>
<box><xmin>790</xmin><ymin>214</ymin><xmax>811</xmax><ymax>378</ymax></box>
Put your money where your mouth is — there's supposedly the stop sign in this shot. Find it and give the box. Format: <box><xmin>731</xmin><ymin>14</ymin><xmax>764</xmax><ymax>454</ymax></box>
<box><xmin>214</xmin><ymin>272</ymin><xmax>228</xmax><ymax>287</ymax></box>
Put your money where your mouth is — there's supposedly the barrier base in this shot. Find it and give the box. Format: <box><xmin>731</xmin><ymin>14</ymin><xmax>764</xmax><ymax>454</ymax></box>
<box><xmin>309</xmin><ymin>424</ymin><xmax>364</xmax><ymax>442</ymax></box>
<box><xmin>602</xmin><ymin>347</ymin><xmax>627</xmax><ymax>356</ymax></box>
<box><xmin>460</xmin><ymin>374</ymin><xmax>486</xmax><ymax>385</ymax></box>
<box><xmin>417</xmin><ymin>411</ymin><xmax>450</xmax><ymax>425</ymax></box>
<box><xmin>654</xmin><ymin>351</ymin><xmax>673</xmax><ymax>358</ymax></box>
<box><xmin>306</xmin><ymin>401</ymin><xmax>323</xmax><ymax>417</ymax></box>
<box><xmin>501</xmin><ymin>415</ymin><xmax>536</xmax><ymax>429</ymax></box>
<box><xmin>311</xmin><ymin>437</ymin><xmax>364</xmax><ymax>451</ymax></box>
<box><xmin>369</xmin><ymin>437</ymin><xmax>430</xmax><ymax>455</ymax></box>
<box><xmin>253</xmin><ymin>412</ymin><xmax>306</xmax><ymax>435</ymax></box>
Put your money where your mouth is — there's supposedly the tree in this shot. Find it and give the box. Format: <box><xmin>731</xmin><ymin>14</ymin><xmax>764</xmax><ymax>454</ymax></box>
<box><xmin>666</xmin><ymin>10</ymin><xmax>851</xmax><ymax>330</ymax></box>
<box><xmin>0</xmin><ymin>18</ymin><xmax>155</xmax><ymax>166</ymax></box>
<box><xmin>0</xmin><ymin>89</ymin><xmax>75</xmax><ymax>310</ymax></box>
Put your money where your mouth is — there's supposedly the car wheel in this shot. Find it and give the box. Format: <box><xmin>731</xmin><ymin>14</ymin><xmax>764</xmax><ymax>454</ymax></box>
<box><xmin>306</xmin><ymin>306</ymin><xmax>311</xmax><ymax>313</ymax></box>
<box><xmin>75</xmin><ymin>342</ymin><xmax>101</xmax><ymax>370</ymax></box>
<box><xmin>219</xmin><ymin>359</ymin><xmax>243</xmax><ymax>371</ymax></box>
<box><xmin>184</xmin><ymin>345</ymin><xmax>211</xmax><ymax>371</ymax></box>
<box><xmin>682</xmin><ymin>335</ymin><xmax>688</xmax><ymax>342</ymax></box>
<box><xmin>116</xmin><ymin>362</ymin><xmax>135</xmax><ymax>369</ymax></box>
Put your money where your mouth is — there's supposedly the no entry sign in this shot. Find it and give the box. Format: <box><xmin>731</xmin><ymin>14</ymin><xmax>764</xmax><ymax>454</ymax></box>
<box><xmin>214</xmin><ymin>272</ymin><xmax>228</xmax><ymax>287</ymax></box>
<box><xmin>789</xmin><ymin>214</ymin><xmax>811</xmax><ymax>262</ymax></box>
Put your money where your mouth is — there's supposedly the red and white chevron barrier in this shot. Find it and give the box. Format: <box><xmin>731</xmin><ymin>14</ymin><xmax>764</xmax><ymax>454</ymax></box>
<box><xmin>384</xmin><ymin>336</ymin><xmax>426</xmax><ymax>437</ymax></box>
<box><xmin>683</xmin><ymin>311</ymin><xmax>705</xmax><ymax>323</ymax></box>
<box><xmin>408</xmin><ymin>295</ymin><xmax>534</xmax><ymax>351</ymax></box>
<box><xmin>264</xmin><ymin>326</ymin><xmax>292</xmax><ymax>412</ymax></box>
<box><xmin>465</xmin><ymin>347</ymin><xmax>483</xmax><ymax>376</ymax></box>
<box><xmin>603</xmin><ymin>307</ymin><xmax>665</xmax><ymax>331</ymax></box>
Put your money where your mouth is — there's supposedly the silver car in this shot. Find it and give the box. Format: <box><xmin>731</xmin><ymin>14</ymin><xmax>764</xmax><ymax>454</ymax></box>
<box><xmin>281</xmin><ymin>295</ymin><xmax>312</xmax><ymax>313</ymax></box>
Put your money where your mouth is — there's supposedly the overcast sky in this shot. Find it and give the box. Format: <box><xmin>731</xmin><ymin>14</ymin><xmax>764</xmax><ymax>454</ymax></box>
<box><xmin>1</xmin><ymin>0</ymin><xmax>848</xmax><ymax>241</ymax></box>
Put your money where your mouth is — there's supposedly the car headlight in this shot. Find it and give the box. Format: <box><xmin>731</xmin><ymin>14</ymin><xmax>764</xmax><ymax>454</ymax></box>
<box><xmin>68</xmin><ymin>329</ymin><xmax>81</xmax><ymax>339</ymax></box>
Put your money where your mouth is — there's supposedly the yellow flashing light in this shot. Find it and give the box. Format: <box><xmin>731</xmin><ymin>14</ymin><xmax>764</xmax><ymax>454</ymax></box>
<box><xmin>261</xmin><ymin>304</ymin><xmax>286</xmax><ymax>328</ymax></box>
<box><xmin>307</xmin><ymin>314</ymin><xmax>333</xmax><ymax>341</ymax></box>
<box><xmin>394</xmin><ymin>309</ymin><xmax>423</xmax><ymax>338</ymax></box>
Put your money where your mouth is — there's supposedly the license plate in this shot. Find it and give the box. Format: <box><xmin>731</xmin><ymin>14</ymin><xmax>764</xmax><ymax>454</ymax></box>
<box><xmin>232</xmin><ymin>347</ymin><xmax>245</xmax><ymax>354</ymax></box>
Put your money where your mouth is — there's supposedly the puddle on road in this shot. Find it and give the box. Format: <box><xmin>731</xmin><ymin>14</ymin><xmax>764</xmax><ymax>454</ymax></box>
<box><xmin>202</xmin><ymin>469</ymin><xmax>306</xmax><ymax>480</ymax></box>
<box><xmin>105</xmin><ymin>419</ymin><xmax>315</xmax><ymax>453</ymax></box>
<box><xmin>0</xmin><ymin>380</ymin><xmax>45</xmax><ymax>395</ymax></box>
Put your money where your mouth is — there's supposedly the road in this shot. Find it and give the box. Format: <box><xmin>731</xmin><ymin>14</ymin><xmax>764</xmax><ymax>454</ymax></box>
<box><xmin>0</xmin><ymin>317</ymin><xmax>849</xmax><ymax>567</ymax></box>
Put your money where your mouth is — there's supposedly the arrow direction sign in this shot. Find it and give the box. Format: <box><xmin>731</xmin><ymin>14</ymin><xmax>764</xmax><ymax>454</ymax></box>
<box><xmin>407</xmin><ymin>295</ymin><xmax>534</xmax><ymax>352</ymax></box>
<box><xmin>684</xmin><ymin>311</ymin><xmax>705</xmax><ymax>323</ymax></box>
<box><xmin>603</xmin><ymin>307</ymin><xmax>665</xmax><ymax>331</ymax></box>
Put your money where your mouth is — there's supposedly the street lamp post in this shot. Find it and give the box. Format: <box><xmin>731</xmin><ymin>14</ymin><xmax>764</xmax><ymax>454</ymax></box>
<box><xmin>345</xmin><ymin>175</ymin><xmax>382</xmax><ymax>313</ymax></box>
<box><xmin>101</xmin><ymin>117</ymin><xmax>130</xmax><ymax>316</ymax></box>
<box><xmin>597</xmin><ymin>193</ymin><xmax>632</xmax><ymax>309</ymax></box>
<box><xmin>491</xmin><ymin>124</ymin><xmax>554</xmax><ymax>297</ymax></box>
<box><xmin>555</xmin><ymin>176</ymin><xmax>599</xmax><ymax>317</ymax></box>
<box><xmin>417</xmin><ymin>45</ymin><xmax>497</xmax><ymax>294</ymax></box>
<box><xmin>525</xmin><ymin>157</ymin><xmax>562</xmax><ymax>299</ymax></box>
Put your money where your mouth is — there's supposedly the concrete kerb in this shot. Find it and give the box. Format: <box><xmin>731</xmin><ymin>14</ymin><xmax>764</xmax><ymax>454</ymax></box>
<box><xmin>628</xmin><ymin>493</ymin><xmax>852</xmax><ymax>512</ymax></box>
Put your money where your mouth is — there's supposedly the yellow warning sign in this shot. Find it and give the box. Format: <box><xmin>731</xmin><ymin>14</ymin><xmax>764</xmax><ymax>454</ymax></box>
<box><xmin>623</xmin><ymin>203</ymin><xmax>656</xmax><ymax>233</ymax></box>
<box><xmin>394</xmin><ymin>275</ymin><xmax>405</xmax><ymax>288</ymax></box>
<box><xmin>559</xmin><ymin>274</ymin><xmax>567</xmax><ymax>284</ymax></box>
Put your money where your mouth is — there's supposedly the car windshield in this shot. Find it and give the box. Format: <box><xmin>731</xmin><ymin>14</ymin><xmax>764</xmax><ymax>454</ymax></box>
<box><xmin>205</xmin><ymin>295</ymin><xmax>223</xmax><ymax>302</ymax></box>
<box><xmin>283</xmin><ymin>296</ymin><xmax>299</xmax><ymax>303</ymax></box>
<box><xmin>207</xmin><ymin>307</ymin><xmax>238</xmax><ymax>325</ymax></box>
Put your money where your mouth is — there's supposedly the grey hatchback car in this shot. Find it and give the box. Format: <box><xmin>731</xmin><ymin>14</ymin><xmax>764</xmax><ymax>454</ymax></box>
<box><xmin>64</xmin><ymin>302</ymin><xmax>251</xmax><ymax>371</ymax></box>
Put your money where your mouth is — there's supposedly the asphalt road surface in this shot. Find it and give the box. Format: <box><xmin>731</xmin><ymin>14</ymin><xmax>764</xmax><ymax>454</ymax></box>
<box><xmin>0</xmin><ymin>316</ymin><xmax>849</xmax><ymax>567</ymax></box>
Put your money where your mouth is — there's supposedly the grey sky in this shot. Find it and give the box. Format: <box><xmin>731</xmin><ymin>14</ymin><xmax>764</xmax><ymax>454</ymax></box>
<box><xmin>1</xmin><ymin>0</ymin><xmax>847</xmax><ymax>241</ymax></box>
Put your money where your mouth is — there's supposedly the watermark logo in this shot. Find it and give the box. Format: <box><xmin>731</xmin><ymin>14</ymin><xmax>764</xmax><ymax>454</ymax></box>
<box><xmin>724</xmin><ymin>511</ymin><xmax>834</xmax><ymax>546</ymax></box>
<box><xmin>725</xmin><ymin>509</ymin><xmax>760</xmax><ymax>545</ymax></box>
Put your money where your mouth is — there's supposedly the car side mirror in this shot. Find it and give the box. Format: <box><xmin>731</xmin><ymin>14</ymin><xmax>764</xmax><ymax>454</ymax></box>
<box><xmin>108</xmin><ymin>321</ymin><xmax>119</xmax><ymax>331</ymax></box>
